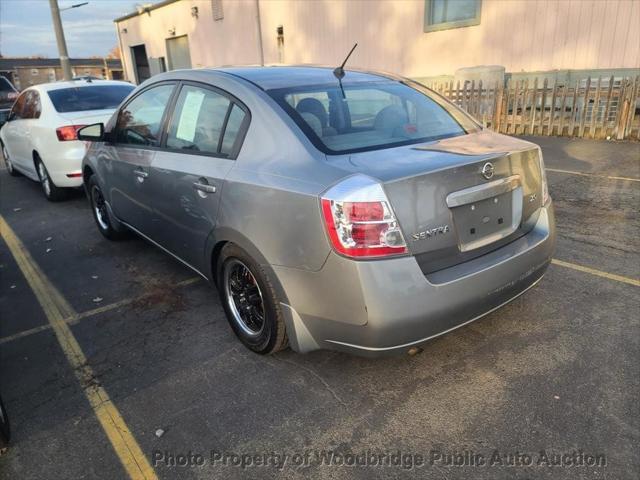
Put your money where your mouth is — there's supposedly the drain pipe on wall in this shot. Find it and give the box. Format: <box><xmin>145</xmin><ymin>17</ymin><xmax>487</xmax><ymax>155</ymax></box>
<box><xmin>255</xmin><ymin>0</ymin><xmax>264</xmax><ymax>66</ymax></box>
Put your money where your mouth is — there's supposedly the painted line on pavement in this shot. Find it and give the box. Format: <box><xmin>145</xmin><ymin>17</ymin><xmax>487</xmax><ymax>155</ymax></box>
<box><xmin>0</xmin><ymin>277</ymin><xmax>201</xmax><ymax>345</ymax></box>
<box><xmin>546</xmin><ymin>168</ymin><xmax>640</xmax><ymax>183</ymax></box>
<box><xmin>551</xmin><ymin>259</ymin><xmax>640</xmax><ymax>287</ymax></box>
<box><xmin>0</xmin><ymin>215</ymin><xmax>158</xmax><ymax>480</ymax></box>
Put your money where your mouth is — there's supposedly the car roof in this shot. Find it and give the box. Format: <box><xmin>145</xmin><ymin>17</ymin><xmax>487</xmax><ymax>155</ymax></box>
<box><xmin>212</xmin><ymin>65</ymin><xmax>399</xmax><ymax>90</ymax></box>
<box><xmin>30</xmin><ymin>79</ymin><xmax>133</xmax><ymax>93</ymax></box>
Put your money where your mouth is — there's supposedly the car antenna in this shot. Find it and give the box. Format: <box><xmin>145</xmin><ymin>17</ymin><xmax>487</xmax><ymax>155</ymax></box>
<box><xmin>333</xmin><ymin>43</ymin><xmax>357</xmax><ymax>98</ymax></box>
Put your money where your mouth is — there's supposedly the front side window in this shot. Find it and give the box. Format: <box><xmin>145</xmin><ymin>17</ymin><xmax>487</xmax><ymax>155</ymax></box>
<box><xmin>166</xmin><ymin>85</ymin><xmax>247</xmax><ymax>157</ymax></box>
<box><xmin>115</xmin><ymin>84</ymin><xmax>174</xmax><ymax>146</ymax></box>
<box><xmin>424</xmin><ymin>0</ymin><xmax>481</xmax><ymax>32</ymax></box>
<box><xmin>48</xmin><ymin>84</ymin><xmax>134</xmax><ymax>113</ymax></box>
<box><xmin>268</xmin><ymin>81</ymin><xmax>479</xmax><ymax>154</ymax></box>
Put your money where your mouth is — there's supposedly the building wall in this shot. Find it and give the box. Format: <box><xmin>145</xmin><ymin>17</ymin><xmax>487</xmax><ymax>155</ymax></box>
<box><xmin>10</xmin><ymin>65</ymin><xmax>123</xmax><ymax>90</ymax></box>
<box><xmin>116</xmin><ymin>0</ymin><xmax>640</xmax><ymax>83</ymax></box>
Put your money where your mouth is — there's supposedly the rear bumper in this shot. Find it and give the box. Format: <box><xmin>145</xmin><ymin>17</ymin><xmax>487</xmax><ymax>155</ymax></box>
<box><xmin>46</xmin><ymin>144</ymin><xmax>85</xmax><ymax>187</ymax></box>
<box><xmin>276</xmin><ymin>202</ymin><xmax>556</xmax><ymax>357</ymax></box>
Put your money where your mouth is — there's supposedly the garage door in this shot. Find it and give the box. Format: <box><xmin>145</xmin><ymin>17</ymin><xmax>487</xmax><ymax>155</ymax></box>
<box><xmin>166</xmin><ymin>35</ymin><xmax>192</xmax><ymax>70</ymax></box>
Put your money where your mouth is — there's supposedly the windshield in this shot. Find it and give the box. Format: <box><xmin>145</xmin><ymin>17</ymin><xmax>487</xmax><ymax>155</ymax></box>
<box><xmin>268</xmin><ymin>81</ymin><xmax>480</xmax><ymax>154</ymax></box>
<box><xmin>47</xmin><ymin>84</ymin><xmax>134</xmax><ymax>113</ymax></box>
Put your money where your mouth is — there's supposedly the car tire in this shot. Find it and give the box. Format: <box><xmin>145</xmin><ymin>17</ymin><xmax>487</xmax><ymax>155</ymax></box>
<box><xmin>2</xmin><ymin>143</ymin><xmax>20</xmax><ymax>177</ymax></box>
<box><xmin>35</xmin><ymin>155</ymin><xmax>66</xmax><ymax>201</ymax></box>
<box><xmin>88</xmin><ymin>175</ymin><xmax>129</xmax><ymax>241</ymax></box>
<box><xmin>0</xmin><ymin>394</ymin><xmax>10</xmax><ymax>453</ymax></box>
<box><xmin>217</xmin><ymin>244</ymin><xmax>288</xmax><ymax>355</ymax></box>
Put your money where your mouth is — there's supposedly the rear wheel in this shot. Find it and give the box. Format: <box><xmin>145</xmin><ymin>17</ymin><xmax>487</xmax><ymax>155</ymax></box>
<box><xmin>2</xmin><ymin>144</ymin><xmax>19</xmax><ymax>177</ymax></box>
<box><xmin>217</xmin><ymin>244</ymin><xmax>288</xmax><ymax>354</ymax></box>
<box><xmin>35</xmin><ymin>156</ymin><xmax>66</xmax><ymax>201</ymax></box>
<box><xmin>88</xmin><ymin>175</ymin><xmax>128</xmax><ymax>241</ymax></box>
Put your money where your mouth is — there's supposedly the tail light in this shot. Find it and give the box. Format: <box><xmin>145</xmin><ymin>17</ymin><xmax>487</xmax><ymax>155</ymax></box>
<box><xmin>537</xmin><ymin>147</ymin><xmax>550</xmax><ymax>204</ymax></box>
<box><xmin>56</xmin><ymin>125</ymin><xmax>86</xmax><ymax>141</ymax></box>
<box><xmin>321</xmin><ymin>175</ymin><xmax>407</xmax><ymax>259</ymax></box>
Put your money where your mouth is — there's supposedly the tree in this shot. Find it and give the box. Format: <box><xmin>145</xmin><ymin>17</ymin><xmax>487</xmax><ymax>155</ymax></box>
<box><xmin>106</xmin><ymin>45</ymin><xmax>121</xmax><ymax>59</ymax></box>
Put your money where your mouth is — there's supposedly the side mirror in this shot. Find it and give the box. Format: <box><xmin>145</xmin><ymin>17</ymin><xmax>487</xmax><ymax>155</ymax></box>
<box><xmin>77</xmin><ymin>123</ymin><xmax>105</xmax><ymax>142</ymax></box>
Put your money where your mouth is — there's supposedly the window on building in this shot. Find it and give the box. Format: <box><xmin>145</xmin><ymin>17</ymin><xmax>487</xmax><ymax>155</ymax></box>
<box><xmin>115</xmin><ymin>83</ymin><xmax>175</xmax><ymax>146</ymax></box>
<box><xmin>166</xmin><ymin>85</ymin><xmax>247</xmax><ymax>157</ymax></box>
<box><xmin>31</xmin><ymin>69</ymin><xmax>39</xmax><ymax>76</ymax></box>
<box><xmin>424</xmin><ymin>0</ymin><xmax>481</xmax><ymax>32</ymax></box>
<box><xmin>212</xmin><ymin>0</ymin><xmax>224</xmax><ymax>21</ymax></box>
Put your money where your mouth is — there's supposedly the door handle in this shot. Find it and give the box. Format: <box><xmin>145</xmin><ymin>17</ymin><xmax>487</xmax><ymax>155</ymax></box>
<box><xmin>193</xmin><ymin>179</ymin><xmax>216</xmax><ymax>195</ymax></box>
<box><xmin>133</xmin><ymin>169</ymin><xmax>148</xmax><ymax>182</ymax></box>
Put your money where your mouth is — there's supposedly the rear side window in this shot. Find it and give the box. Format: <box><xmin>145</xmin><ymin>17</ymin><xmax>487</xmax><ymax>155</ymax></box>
<box><xmin>22</xmin><ymin>90</ymin><xmax>41</xmax><ymax>119</ymax></box>
<box><xmin>268</xmin><ymin>81</ymin><xmax>479</xmax><ymax>154</ymax></box>
<box><xmin>47</xmin><ymin>84</ymin><xmax>134</xmax><ymax>113</ymax></box>
<box><xmin>166</xmin><ymin>85</ymin><xmax>247</xmax><ymax>157</ymax></box>
<box><xmin>115</xmin><ymin>84</ymin><xmax>174</xmax><ymax>147</ymax></box>
<box><xmin>10</xmin><ymin>92</ymin><xmax>27</xmax><ymax>118</ymax></box>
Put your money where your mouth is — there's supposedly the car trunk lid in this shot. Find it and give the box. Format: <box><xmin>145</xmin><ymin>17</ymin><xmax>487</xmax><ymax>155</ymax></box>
<box><xmin>329</xmin><ymin>131</ymin><xmax>545</xmax><ymax>274</ymax></box>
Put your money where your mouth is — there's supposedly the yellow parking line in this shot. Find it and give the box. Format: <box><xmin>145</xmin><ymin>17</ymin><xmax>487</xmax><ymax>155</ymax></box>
<box><xmin>546</xmin><ymin>168</ymin><xmax>640</xmax><ymax>183</ymax></box>
<box><xmin>0</xmin><ymin>216</ymin><xmax>158</xmax><ymax>480</ymax></box>
<box><xmin>551</xmin><ymin>259</ymin><xmax>640</xmax><ymax>287</ymax></box>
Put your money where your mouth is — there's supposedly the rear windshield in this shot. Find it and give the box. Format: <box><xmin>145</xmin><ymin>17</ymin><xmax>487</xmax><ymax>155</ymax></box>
<box><xmin>47</xmin><ymin>84</ymin><xmax>134</xmax><ymax>113</ymax></box>
<box><xmin>268</xmin><ymin>81</ymin><xmax>480</xmax><ymax>154</ymax></box>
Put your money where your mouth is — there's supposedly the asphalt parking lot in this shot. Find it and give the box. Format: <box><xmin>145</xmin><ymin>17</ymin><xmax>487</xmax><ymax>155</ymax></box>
<box><xmin>0</xmin><ymin>136</ymin><xmax>638</xmax><ymax>480</ymax></box>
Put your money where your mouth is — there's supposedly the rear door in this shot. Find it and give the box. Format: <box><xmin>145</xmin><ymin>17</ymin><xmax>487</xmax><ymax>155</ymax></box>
<box><xmin>105</xmin><ymin>82</ymin><xmax>176</xmax><ymax>235</ymax></box>
<box><xmin>1</xmin><ymin>91</ymin><xmax>27</xmax><ymax>167</ymax></box>
<box><xmin>7</xmin><ymin>90</ymin><xmax>41</xmax><ymax>175</ymax></box>
<box><xmin>149</xmin><ymin>82</ymin><xmax>250</xmax><ymax>272</ymax></box>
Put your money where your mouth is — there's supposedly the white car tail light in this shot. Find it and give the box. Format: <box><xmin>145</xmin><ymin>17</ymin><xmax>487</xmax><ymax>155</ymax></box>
<box><xmin>56</xmin><ymin>125</ymin><xmax>86</xmax><ymax>141</ymax></box>
<box><xmin>321</xmin><ymin>175</ymin><xmax>407</xmax><ymax>259</ymax></box>
<box><xmin>537</xmin><ymin>147</ymin><xmax>550</xmax><ymax>204</ymax></box>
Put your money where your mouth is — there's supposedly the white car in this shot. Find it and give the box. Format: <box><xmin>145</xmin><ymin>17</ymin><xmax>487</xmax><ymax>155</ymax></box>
<box><xmin>0</xmin><ymin>79</ymin><xmax>134</xmax><ymax>200</ymax></box>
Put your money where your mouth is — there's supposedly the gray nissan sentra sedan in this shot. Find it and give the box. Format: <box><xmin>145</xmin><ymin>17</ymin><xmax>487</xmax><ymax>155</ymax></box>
<box><xmin>79</xmin><ymin>66</ymin><xmax>556</xmax><ymax>357</ymax></box>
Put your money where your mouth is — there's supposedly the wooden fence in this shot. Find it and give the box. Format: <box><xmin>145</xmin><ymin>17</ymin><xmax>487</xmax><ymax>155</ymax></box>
<box><xmin>428</xmin><ymin>76</ymin><xmax>640</xmax><ymax>140</ymax></box>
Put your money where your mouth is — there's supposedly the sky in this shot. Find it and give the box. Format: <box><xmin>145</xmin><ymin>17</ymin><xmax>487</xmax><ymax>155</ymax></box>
<box><xmin>0</xmin><ymin>0</ymin><xmax>158</xmax><ymax>58</ymax></box>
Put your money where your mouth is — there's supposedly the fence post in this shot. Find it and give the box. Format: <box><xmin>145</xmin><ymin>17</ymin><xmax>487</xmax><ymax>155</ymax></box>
<box><xmin>530</xmin><ymin>77</ymin><xmax>539</xmax><ymax>135</ymax></box>
<box><xmin>547</xmin><ymin>79</ymin><xmax>557</xmax><ymax>135</ymax></box>
<box><xmin>578</xmin><ymin>76</ymin><xmax>591</xmax><ymax>137</ymax></box>
<box><xmin>539</xmin><ymin>78</ymin><xmax>548</xmax><ymax>136</ymax></box>
<box><xmin>569</xmin><ymin>79</ymin><xmax>580</xmax><ymax>137</ymax></box>
<box><xmin>502</xmin><ymin>80</ymin><xmax>511</xmax><ymax>134</ymax></box>
<box><xmin>624</xmin><ymin>76</ymin><xmax>639</xmax><ymax>139</ymax></box>
<box><xmin>510</xmin><ymin>80</ymin><xmax>519</xmax><ymax>135</ymax></box>
<box><xmin>493</xmin><ymin>80</ymin><xmax>502</xmax><ymax>131</ymax></box>
<box><xmin>558</xmin><ymin>84</ymin><xmax>568</xmax><ymax>136</ymax></box>
<box><xmin>478</xmin><ymin>80</ymin><xmax>487</xmax><ymax>124</ymax></box>
<box><xmin>590</xmin><ymin>76</ymin><xmax>602</xmax><ymax>139</ymax></box>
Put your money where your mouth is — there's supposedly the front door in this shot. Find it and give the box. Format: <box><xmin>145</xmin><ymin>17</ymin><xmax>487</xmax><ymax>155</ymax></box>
<box><xmin>107</xmin><ymin>82</ymin><xmax>176</xmax><ymax>236</ymax></box>
<box><xmin>149</xmin><ymin>83</ymin><xmax>250</xmax><ymax>273</ymax></box>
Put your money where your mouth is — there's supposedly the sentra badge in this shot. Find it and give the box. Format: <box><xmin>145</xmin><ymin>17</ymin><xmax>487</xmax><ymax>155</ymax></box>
<box><xmin>412</xmin><ymin>225</ymin><xmax>450</xmax><ymax>241</ymax></box>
